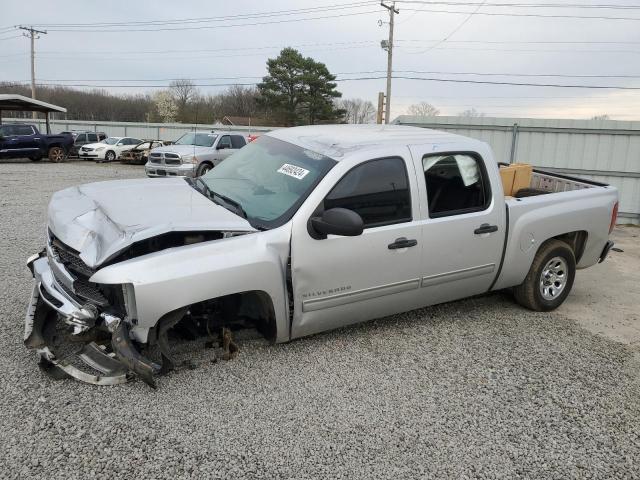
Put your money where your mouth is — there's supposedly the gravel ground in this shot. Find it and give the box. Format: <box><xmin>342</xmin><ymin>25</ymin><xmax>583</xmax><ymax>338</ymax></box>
<box><xmin>1</xmin><ymin>162</ymin><xmax>639</xmax><ymax>479</ymax></box>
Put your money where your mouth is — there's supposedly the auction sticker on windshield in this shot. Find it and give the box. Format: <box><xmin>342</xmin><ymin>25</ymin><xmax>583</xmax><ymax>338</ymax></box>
<box><xmin>277</xmin><ymin>163</ymin><xmax>310</xmax><ymax>180</ymax></box>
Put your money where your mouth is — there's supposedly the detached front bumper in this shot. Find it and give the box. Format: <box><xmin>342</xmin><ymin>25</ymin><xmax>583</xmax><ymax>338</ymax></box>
<box><xmin>144</xmin><ymin>162</ymin><xmax>197</xmax><ymax>178</ymax></box>
<box><xmin>25</xmin><ymin>252</ymin><xmax>160</xmax><ymax>387</ymax></box>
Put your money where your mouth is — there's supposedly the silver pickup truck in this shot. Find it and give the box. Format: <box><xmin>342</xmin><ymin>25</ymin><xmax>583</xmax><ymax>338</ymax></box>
<box><xmin>24</xmin><ymin>125</ymin><xmax>618</xmax><ymax>387</ymax></box>
<box><xmin>144</xmin><ymin>131</ymin><xmax>247</xmax><ymax>178</ymax></box>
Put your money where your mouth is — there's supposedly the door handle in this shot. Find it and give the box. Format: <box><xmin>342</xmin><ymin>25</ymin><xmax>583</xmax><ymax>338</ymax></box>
<box><xmin>474</xmin><ymin>223</ymin><xmax>498</xmax><ymax>235</ymax></box>
<box><xmin>388</xmin><ymin>237</ymin><xmax>418</xmax><ymax>249</ymax></box>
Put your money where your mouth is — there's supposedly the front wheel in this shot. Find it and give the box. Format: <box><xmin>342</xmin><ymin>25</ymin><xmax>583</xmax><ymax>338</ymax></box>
<box><xmin>104</xmin><ymin>150</ymin><xmax>116</xmax><ymax>162</ymax></box>
<box><xmin>196</xmin><ymin>162</ymin><xmax>213</xmax><ymax>176</ymax></box>
<box><xmin>48</xmin><ymin>147</ymin><xmax>66</xmax><ymax>163</ymax></box>
<box><xmin>513</xmin><ymin>239</ymin><xmax>576</xmax><ymax>311</ymax></box>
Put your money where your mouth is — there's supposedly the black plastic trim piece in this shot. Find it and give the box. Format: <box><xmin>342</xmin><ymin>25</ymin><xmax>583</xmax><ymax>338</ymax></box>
<box><xmin>488</xmin><ymin>204</ymin><xmax>509</xmax><ymax>292</ymax></box>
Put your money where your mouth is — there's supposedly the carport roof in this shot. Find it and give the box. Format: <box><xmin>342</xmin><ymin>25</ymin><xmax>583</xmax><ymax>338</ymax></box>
<box><xmin>0</xmin><ymin>94</ymin><xmax>66</xmax><ymax>113</ymax></box>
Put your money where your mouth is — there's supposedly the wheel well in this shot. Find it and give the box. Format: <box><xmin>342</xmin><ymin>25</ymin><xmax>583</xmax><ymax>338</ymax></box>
<box><xmin>549</xmin><ymin>230</ymin><xmax>588</xmax><ymax>262</ymax></box>
<box><xmin>48</xmin><ymin>143</ymin><xmax>62</xmax><ymax>149</ymax></box>
<box><xmin>152</xmin><ymin>290</ymin><xmax>277</xmax><ymax>344</ymax></box>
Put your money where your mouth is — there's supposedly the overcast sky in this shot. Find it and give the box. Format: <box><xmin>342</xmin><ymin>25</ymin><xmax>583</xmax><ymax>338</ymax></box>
<box><xmin>2</xmin><ymin>0</ymin><xmax>640</xmax><ymax>120</ymax></box>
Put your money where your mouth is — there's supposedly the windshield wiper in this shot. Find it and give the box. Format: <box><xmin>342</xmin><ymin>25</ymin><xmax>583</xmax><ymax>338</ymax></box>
<box><xmin>211</xmin><ymin>190</ymin><xmax>248</xmax><ymax>219</ymax></box>
<box><xmin>192</xmin><ymin>178</ymin><xmax>247</xmax><ymax>219</ymax></box>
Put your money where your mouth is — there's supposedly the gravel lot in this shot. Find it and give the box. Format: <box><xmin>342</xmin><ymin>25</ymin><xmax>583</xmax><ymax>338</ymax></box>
<box><xmin>1</xmin><ymin>162</ymin><xmax>639</xmax><ymax>479</ymax></box>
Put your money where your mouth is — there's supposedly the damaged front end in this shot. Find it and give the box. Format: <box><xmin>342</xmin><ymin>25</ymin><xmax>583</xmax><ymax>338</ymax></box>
<box><xmin>25</xmin><ymin>224</ymin><xmax>239</xmax><ymax>388</ymax></box>
<box><xmin>25</xmin><ymin>246</ymin><xmax>163</xmax><ymax>387</ymax></box>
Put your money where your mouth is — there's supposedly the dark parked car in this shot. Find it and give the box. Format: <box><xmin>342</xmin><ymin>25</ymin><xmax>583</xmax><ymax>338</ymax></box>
<box><xmin>0</xmin><ymin>124</ymin><xmax>73</xmax><ymax>162</ymax></box>
<box><xmin>60</xmin><ymin>130</ymin><xmax>107</xmax><ymax>157</ymax></box>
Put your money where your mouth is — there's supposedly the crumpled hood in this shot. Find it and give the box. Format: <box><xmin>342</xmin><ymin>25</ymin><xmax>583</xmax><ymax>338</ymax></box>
<box><xmin>48</xmin><ymin>178</ymin><xmax>255</xmax><ymax>268</ymax></box>
<box><xmin>151</xmin><ymin>144</ymin><xmax>214</xmax><ymax>157</ymax></box>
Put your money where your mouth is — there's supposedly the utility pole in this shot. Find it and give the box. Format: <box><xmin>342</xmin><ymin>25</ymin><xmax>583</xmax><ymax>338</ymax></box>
<box><xmin>19</xmin><ymin>26</ymin><xmax>47</xmax><ymax>118</ymax></box>
<box><xmin>380</xmin><ymin>2</ymin><xmax>398</xmax><ymax>124</ymax></box>
<box><xmin>376</xmin><ymin>91</ymin><xmax>385</xmax><ymax>124</ymax></box>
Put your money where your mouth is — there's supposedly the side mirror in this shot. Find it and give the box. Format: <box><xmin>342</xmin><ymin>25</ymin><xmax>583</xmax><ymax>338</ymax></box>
<box><xmin>309</xmin><ymin>208</ymin><xmax>364</xmax><ymax>239</ymax></box>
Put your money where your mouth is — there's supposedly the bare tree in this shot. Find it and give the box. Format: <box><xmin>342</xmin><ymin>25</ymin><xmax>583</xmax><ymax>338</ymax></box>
<box><xmin>170</xmin><ymin>79</ymin><xmax>197</xmax><ymax>121</ymax></box>
<box><xmin>220</xmin><ymin>85</ymin><xmax>260</xmax><ymax>117</ymax></box>
<box><xmin>591</xmin><ymin>114</ymin><xmax>610</xmax><ymax>120</ymax></box>
<box><xmin>337</xmin><ymin>98</ymin><xmax>376</xmax><ymax>124</ymax></box>
<box><xmin>459</xmin><ymin>108</ymin><xmax>485</xmax><ymax>118</ymax></box>
<box><xmin>407</xmin><ymin>102</ymin><xmax>440</xmax><ymax>117</ymax></box>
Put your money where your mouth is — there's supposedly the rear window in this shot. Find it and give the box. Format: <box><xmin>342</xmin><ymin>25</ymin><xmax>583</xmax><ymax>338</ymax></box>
<box><xmin>231</xmin><ymin>135</ymin><xmax>247</xmax><ymax>149</ymax></box>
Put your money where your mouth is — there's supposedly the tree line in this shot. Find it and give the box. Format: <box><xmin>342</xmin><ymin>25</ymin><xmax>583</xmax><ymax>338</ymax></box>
<box><xmin>2</xmin><ymin>47</ymin><xmax>513</xmax><ymax>125</ymax></box>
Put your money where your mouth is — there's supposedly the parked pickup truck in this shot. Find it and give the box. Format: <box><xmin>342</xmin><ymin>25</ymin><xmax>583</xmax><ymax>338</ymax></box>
<box><xmin>145</xmin><ymin>130</ymin><xmax>247</xmax><ymax>177</ymax></box>
<box><xmin>0</xmin><ymin>124</ymin><xmax>73</xmax><ymax>162</ymax></box>
<box><xmin>24</xmin><ymin>125</ymin><xmax>618</xmax><ymax>387</ymax></box>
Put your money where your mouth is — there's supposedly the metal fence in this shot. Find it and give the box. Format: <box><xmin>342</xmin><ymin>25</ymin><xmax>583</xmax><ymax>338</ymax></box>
<box><xmin>1</xmin><ymin>118</ymin><xmax>274</xmax><ymax>143</ymax></box>
<box><xmin>395</xmin><ymin>115</ymin><xmax>640</xmax><ymax>224</ymax></box>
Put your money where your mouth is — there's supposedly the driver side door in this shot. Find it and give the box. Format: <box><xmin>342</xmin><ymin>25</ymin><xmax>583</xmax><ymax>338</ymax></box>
<box><xmin>290</xmin><ymin>154</ymin><xmax>423</xmax><ymax>339</ymax></box>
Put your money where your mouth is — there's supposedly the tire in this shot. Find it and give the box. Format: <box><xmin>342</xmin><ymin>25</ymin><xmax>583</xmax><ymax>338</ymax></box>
<box><xmin>29</xmin><ymin>154</ymin><xmax>42</xmax><ymax>162</ymax></box>
<box><xmin>196</xmin><ymin>162</ymin><xmax>213</xmax><ymax>177</ymax></box>
<box><xmin>104</xmin><ymin>150</ymin><xmax>116</xmax><ymax>162</ymax></box>
<box><xmin>48</xmin><ymin>146</ymin><xmax>66</xmax><ymax>163</ymax></box>
<box><xmin>513</xmin><ymin>239</ymin><xmax>576</xmax><ymax>311</ymax></box>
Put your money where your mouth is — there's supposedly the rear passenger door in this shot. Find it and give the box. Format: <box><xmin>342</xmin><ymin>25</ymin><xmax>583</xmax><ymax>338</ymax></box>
<box><xmin>410</xmin><ymin>148</ymin><xmax>506</xmax><ymax>306</ymax></box>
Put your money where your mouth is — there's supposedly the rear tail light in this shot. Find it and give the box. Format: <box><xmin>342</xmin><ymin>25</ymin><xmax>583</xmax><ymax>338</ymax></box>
<box><xmin>609</xmin><ymin>201</ymin><xmax>618</xmax><ymax>234</ymax></box>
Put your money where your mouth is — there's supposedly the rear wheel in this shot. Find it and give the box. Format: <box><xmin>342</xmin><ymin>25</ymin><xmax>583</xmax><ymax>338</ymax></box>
<box><xmin>48</xmin><ymin>147</ymin><xmax>65</xmax><ymax>163</ymax></box>
<box><xmin>196</xmin><ymin>162</ymin><xmax>213</xmax><ymax>176</ymax></box>
<box><xmin>513</xmin><ymin>239</ymin><xmax>576</xmax><ymax>311</ymax></box>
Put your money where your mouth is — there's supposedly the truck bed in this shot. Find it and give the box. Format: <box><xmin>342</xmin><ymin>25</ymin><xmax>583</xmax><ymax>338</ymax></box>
<box><xmin>499</xmin><ymin>163</ymin><xmax>606</xmax><ymax>197</ymax></box>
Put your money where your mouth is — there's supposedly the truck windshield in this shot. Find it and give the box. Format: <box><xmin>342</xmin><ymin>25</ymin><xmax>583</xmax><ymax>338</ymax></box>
<box><xmin>199</xmin><ymin>135</ymin><xmax>336</xmax><ymax>229</ymax></box>
<box><xmin>175</xmin><ymin>132</ymin><xmax>217</xmax><ymax>147</ymax></box>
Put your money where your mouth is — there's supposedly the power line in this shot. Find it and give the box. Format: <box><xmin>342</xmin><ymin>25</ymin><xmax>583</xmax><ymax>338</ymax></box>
<box><xmin>8</xmin><ymin>76</ymin><xmax>640</xmax><ymax>90</ymax></box>
<box><xmin>418</xmin><ymin>0</ymin><xmax>486</xmax><ymax>54</ymax></box>
<box><xmin>396</xmin><ymin>38</ymin><xmax>640</xmax><ymax>45</ymax></box>
<box><xmin>396</xmin><ymin>1</ymin><xmax>640</xmax><ymax>9</ymax></box>
<box><xmin>16</xmin><ymin>69</ymin><xmax>640</xmax><ymax>83</ymax></box>
<box><xmin>36</xmin><ymin>10</ymin><xmax>381</xmax><ymax>33</ymax></box>
<box><xmin>346</xmin><ymin>75</ymin><xmax>640</xmax><ymax>90</ymax></box>
<box><xmin>25</xmin><ymin>2</ymin><xmax>376</xmax><ymax>28</ymax></box>
<box><xmin>402</xmin><ymin>7</ymin><xmax>640</xmax><ymax>20</ymax></box>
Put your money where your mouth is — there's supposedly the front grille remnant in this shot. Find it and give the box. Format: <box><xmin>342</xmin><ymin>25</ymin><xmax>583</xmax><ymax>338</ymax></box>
<box><xmin>50</xmin><ymin>241</ymin><xmax>95</xmax><ymax>277</ymax></box>
<box><xmin>49</xmin><ymin>231</ymin><xmax>107</xmax><ymax>306</ymax></box>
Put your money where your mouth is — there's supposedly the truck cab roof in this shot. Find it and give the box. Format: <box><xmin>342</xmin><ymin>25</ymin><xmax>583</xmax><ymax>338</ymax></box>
<box><xmin>267</xmin><ymin>124</ymin><xmax>482</xmax><ymax>160</ymax></box>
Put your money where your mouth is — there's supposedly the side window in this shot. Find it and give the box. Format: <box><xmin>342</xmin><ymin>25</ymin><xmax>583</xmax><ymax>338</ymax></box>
<box><xmin>87</xmin><ymin>133</ymin><xmax>98</xmax><ymax>142</ymax></box>
<box><xmin>324</xmin><ymin>157</ymin><xmax>412</xmax><ymax>229</ymax></box>
<box><xmin>98</xmin><ymin>133</ymin><xmax>107</xmax><ymax>141</ymax></box>
<box><xmin>230</xmin><ymin>135</ymin><xmax>246</xmax><ymax>149</ymax></box>
<box><xmin>75</xmin><ymin>133</ymin><xmax>87</xmax><ymax>143</ymax></box>
<box><xmin>15</xmin><ymin>125</ymin><xmax>35</xmax><ymax>135</ymax></box>
<box><xmin>218</xmin><ymin>135</ymin><xmax>232</xmax><ymax>149</ymax></box>
<box><xmin>423</xmin><ymin>153</ymin><xmax>490</xmax><ymax>218</ymax></box>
